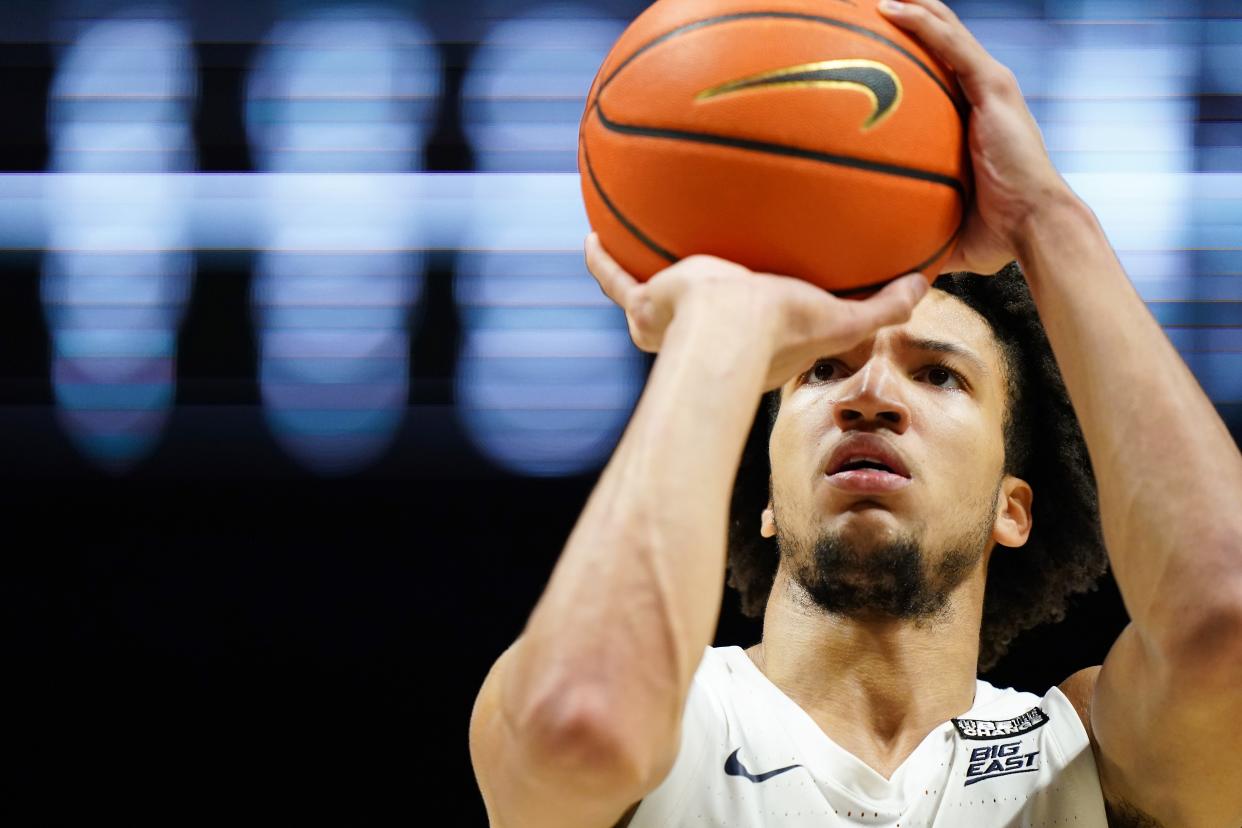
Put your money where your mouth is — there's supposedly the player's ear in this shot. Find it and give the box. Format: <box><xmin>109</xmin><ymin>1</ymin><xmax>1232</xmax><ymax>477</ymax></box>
<box><xmin>993</xmin><ymin>475</ymin><xmax>1033</xmax><ymax>548</ymax></box>
<box><xmin>761</xmin><ymin>500</ymin><xmax>776</xmax><ymax>539</ymax></box>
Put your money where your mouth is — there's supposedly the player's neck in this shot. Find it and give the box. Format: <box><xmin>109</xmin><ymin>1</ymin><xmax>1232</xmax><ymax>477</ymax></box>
<box><xmin>747</xmin><ymin>566</ymin><xmax>983</xmax><ymax>778</ymax></box>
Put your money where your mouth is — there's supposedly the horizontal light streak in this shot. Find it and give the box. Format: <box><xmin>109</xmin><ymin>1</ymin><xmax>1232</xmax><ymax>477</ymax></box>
<box><xmin>0</xmin><ymin>172</ymin><xmax>1238</xmax><ymax>251</ymax></box>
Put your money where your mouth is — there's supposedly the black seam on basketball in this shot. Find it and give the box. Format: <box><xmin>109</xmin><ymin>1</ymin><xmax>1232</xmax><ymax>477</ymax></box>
<box><xmin>909</xmin><ymin>213</ymin><xmax>966</xmax><ymax>274</ymax></box>
<box><xmin>832</xmin><ymin>211</ymin><xmax>967</xmax><ymax>297</ymax></box>
<box><xmin>595</xmin><ymin>101</ymin><xmax>966</xmax><ymax>198</ymax></box>
<box><xmin>832</xmin><ymin>273</ymin><xmax>903</xmax><ymax>297</ymax></box>
<box><xmin>581</xmin><ymin>132</ymin><xmax>679</xmax><ymax>265</ymax></box>
<box><xmin>594</xmin><ymin>11</ymin><xmax>965</xmax><ymax>118</ymax></box>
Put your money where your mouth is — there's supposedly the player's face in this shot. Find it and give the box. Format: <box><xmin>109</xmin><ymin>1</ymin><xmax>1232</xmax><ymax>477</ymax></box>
<box><xmin>767</xmin><ymin>290</ymin><xmax>1022</xmax><ymax>618</ymax></box>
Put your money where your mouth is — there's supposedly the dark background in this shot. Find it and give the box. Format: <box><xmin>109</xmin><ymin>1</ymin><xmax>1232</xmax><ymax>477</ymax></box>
<box><xmin>3</xmin><ymin>0</ymin><xmax>1238</xmax><ymax>822</ymax></box>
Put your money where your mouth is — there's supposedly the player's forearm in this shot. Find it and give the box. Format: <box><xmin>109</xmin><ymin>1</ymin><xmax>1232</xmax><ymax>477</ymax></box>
<box><xmin>1017</xmin><ymin>193</ymin><xmax>1242</xmax><ymax>653</ymax></box>
<box><xmin>501</xmin><ymin>296</ymin><xmax>769</xmax><ymax>764</ymax></box>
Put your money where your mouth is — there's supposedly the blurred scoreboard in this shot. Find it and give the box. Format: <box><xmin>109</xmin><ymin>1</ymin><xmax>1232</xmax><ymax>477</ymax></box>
<box><xmin>0</xmin><ymin>0</ymin><xmax>1238</xmax><ymax>477</ymax></box>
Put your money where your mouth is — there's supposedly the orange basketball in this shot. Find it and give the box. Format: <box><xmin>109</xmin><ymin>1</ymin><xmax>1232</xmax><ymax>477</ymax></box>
<box><xmin>578</xmin><ymin>0</ymin><xmax>968</xmax><ymax>295</ymax></box>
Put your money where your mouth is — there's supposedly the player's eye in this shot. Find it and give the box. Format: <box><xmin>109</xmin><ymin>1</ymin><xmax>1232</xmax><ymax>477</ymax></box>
<box><xmin>804</xmin><ymin>359</ymin><xmax>848</xmax><ymax>384</ymax></box>
<box><xmin>914</xmin><ymin>364</ymin><xmax>965</xmax><ymax>390</ymax></box>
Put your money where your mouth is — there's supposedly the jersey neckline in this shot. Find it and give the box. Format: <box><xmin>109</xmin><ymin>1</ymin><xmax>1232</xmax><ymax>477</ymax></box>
<box><xmin>716</xmin><ymin>644</ymin><xmax>998</xmax><ymax>809</ymax></box>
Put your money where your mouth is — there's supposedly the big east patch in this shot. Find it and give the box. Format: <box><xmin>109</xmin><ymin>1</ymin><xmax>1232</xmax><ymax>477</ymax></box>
<box><xmin>962</xmin><ymin>740</ymin><xmax>1041</xmax><ymax>786</ymax></box>
<box><xmin>953</xmin><ymin>707</ymin><xmax>1048</xmax><ymax>787</ymax></box>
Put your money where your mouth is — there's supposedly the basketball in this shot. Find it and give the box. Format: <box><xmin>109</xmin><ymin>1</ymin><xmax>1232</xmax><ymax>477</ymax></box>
<box><xmin>578</xmin><ymin>0</ymin><xmax>968</xmax><ymax>295</ymax></box>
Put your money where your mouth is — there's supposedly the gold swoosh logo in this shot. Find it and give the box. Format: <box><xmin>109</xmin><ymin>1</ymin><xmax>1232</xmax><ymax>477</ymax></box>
<box><xmin>696</xmin><ymin>59</ymin><xmax>903</xmax><ymax>130</ymax></box>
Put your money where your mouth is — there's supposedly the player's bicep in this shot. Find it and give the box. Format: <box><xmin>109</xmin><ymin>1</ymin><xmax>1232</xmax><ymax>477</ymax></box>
<box><xmin>1085</xmin><ymin>623</ymin><xmax>1242</xmax><ymax>827</ymax></box>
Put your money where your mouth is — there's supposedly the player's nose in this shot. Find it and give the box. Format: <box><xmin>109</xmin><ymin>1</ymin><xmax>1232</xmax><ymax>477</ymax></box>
<box><xmin>831</xmin><ymin>359</ymin><xmax>910</xmax><ymax>433</ymax></box>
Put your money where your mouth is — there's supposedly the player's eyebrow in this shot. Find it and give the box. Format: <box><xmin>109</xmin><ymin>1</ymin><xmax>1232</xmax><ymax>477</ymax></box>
<box><xmin>896</xmin><ymin>333</ymin><xmax>989</xmax><ymax>377</ymax></box>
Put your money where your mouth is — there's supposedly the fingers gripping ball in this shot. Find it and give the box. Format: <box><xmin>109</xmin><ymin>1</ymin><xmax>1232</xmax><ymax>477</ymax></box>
<box><xmin>578</xmin><ymin>0</ymin><xmax>969</xmax><ymax>295</ymax></box>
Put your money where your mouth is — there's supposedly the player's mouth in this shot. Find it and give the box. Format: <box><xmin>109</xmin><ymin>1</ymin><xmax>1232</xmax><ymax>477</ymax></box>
<box><xmin>823</xmin><ymin>435</ymin><xmax>912</xmax><ymax>494</ymax></box>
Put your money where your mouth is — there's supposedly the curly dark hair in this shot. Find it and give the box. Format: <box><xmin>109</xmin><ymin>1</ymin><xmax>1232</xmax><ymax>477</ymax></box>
<box><xmin>725</xmin><ymin>262</ymin><xmax>1108</xmax><ymax>672</ymax></box>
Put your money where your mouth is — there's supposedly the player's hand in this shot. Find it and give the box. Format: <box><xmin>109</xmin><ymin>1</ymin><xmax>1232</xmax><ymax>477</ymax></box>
<box><xmin>585</xmin><ymin>233</ymin><xmax>928</xmax><ymax>389</ymax></box>
<box><xmin>878</xmin><ymin>0</ymin><xmax>1077</xmax><ymax>275</ymax></box>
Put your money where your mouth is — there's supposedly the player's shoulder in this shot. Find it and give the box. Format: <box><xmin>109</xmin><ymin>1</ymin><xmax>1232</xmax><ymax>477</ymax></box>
<box><xmin>685</xmin><ymin>643</ymin><xmax>751</xmax><ymax>694</ymax></box>
<box><xmin>1054</xmin><ymin>666</ymin><xmax>1174</xmax><ymax>827</ymax></box>
<box><xmin>1056</xmin><ymin>664</ymin><xmax>1102</xmax><ymax>735</ymax></box>
<box><xmin>959</xmin><ymin>671</ymin><xmax>1095</xmax><ymax>748</ymax></box>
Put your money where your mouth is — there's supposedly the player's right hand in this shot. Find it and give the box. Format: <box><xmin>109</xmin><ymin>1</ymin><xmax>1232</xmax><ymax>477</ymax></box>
<box><xmin>585</xmin><ymin>233</ymin><xmax>929</xmax><ymax>389</ymax></box>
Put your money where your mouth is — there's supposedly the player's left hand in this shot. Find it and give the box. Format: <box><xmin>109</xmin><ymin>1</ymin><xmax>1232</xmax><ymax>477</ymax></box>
<box><xmin>878</xmin><ymin>0</ymin><xmax>1077</xmax><ymax>275</ymax></box>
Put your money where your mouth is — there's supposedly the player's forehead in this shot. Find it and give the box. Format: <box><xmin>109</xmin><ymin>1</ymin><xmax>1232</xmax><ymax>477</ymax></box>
<box><xmin>780</xmin><ymin>288</ymin><xmax>1003</xmax><ymax>395</ymax></box>
<box><xmin>903</xmin><ymin>288</ymin><xmax>999</xmax><ymax>360</ymax></box>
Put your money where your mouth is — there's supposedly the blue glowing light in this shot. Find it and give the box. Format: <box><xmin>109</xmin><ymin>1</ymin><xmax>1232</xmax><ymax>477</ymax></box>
<box><xmin>245</xmin><ymin>8</ymin><xmax>441</xmax><ymax>475</ymax></box>
<box><xmin>42</xmin><ymin>9</ymin><xmax>197</xmax><ymax>472</ymax></box>
<box><xmin>456</xmin><ymin>6</ymin><xmax>644</xmax><ymax>477</ymax></box>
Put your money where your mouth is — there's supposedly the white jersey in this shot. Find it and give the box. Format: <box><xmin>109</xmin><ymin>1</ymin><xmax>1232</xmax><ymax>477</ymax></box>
<box><xmin>630</xmin><ymin>646</ymin><xmax>1108</xmax><ymax>827</ymax></box>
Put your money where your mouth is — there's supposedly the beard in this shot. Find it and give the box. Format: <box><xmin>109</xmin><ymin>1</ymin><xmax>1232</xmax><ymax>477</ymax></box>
<box><xmin>776</xmin><ymin>500</ymin><xmax>995</xmax><ymax>622</ymax></box>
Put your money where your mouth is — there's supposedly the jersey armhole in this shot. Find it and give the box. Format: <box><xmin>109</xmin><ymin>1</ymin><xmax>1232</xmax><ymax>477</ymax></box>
<box><xmin>628</xmin><ymin>652</ymin><xmax>730</xmax><ymax>826</ymax></box>
<box><xmin>1041</xmin><ymin>684</ymin><xmax>1104</xmax><ymax>787</ymax></box>
<box><xmin>1040</xmin><ymin>687</ymin><xmax>1079</xmax><ymax>763</ymax></box>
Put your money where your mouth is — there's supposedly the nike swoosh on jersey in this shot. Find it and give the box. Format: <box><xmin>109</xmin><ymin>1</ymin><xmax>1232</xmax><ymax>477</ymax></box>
<box><xmin>724</xmin><ymin>748</ymin><xmax>804</xmax><ymax>783</ymax></box>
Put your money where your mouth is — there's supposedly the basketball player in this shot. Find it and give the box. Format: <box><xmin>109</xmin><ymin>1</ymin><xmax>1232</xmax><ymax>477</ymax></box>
<box><xmin>470</xmin><ymin>1</ymin><xmax>1242</xmax><ymax>825</ymax></box>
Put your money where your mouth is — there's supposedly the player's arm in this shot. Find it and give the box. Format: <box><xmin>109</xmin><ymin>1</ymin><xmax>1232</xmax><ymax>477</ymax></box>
<box><xmin>1021</xmin><ymin>202</ymin><xmax>1242</xmax><ymax>828</ymax></box>
<box><xmin>880</xmin><ymin>2</ymin><xmax>1242</xmax><ymax>826</ymax></box>
<box><xmin>469</xmin><ymin>240</ymin><xmax>928</xmax><ymax>828</ymax></box>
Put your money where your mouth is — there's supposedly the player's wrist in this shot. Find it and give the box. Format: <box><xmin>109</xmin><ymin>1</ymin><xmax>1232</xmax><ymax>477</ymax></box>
<box><xmin>664</xmin><ymin>284</ymin><xmax>780</xmax><ymax>377</ymax></box>
<box><xmin>1011</xmin><ymin>183</ymin><xmax>1090</xmax><ymax>258</ymax></box>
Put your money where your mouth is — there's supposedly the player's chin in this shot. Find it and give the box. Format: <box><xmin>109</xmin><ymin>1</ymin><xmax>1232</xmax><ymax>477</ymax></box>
<box><xmin>820</xmin><ymin>503</ymin><xmax>912</xmax><ymax>541</ymax></box>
